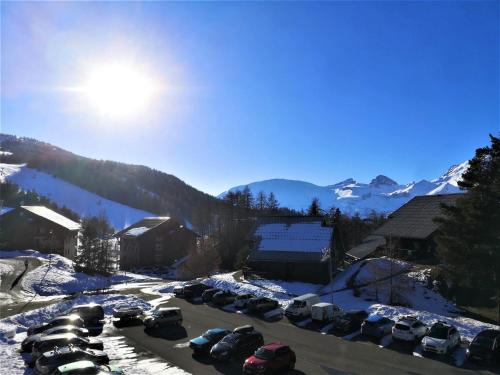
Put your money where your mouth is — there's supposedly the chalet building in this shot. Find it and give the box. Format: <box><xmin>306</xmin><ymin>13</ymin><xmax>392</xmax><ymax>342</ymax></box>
<box><xmin>347</xmin><ymin>194</ymin><xmax>462</xmax><ymax>261</ymax></box>
<box><xmin>116</xmin><ymin>217</ymin><xmax>197</xmax><ymax>270</ymax></box>
<box><xmin>0</xmin><ymin>206</ymin><xmax>80</xmax><ymax>259</ymax></box>
<box><xmin>245</xmin><ymin>216</ymin><xmax>334</xmax><ymax>284</ymax></box>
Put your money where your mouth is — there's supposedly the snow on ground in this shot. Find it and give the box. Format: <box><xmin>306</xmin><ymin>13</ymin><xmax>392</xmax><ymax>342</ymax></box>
<box><xmin>146</xmin><ymin>259</ymin><xmax>499</xmax><ymax>343</ymax></box>
<box><xmin>0</xmin><ymin>250</ymin><xmax>160</xmax><ymax>296</ymax></box>
<box><xmin>0</xmin><ymin>294</ymin><xmax>190</xmax><ymax>375</ymax></box>
<box><xmin>0</xmin><ymin>162</ymin><xmax>154</xmax><ymax>229</ymax></box>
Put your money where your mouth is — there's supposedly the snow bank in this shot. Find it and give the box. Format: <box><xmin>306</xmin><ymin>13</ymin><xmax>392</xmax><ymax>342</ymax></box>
<box><xmin>0</xmin><ymin>250</ymin><xmax>159</xmax><ymax>296</ymax></box>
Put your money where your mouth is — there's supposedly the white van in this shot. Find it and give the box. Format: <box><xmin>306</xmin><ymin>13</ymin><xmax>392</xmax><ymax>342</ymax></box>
<box><xmin>311</xmin><ymin>302</ymin><xmax>342</xmax><ymax>323</ymax></box>
<box><xmin>285</xmin><ymin>293</ymin><xmax>321</xmax><ymax>319</ymax></box>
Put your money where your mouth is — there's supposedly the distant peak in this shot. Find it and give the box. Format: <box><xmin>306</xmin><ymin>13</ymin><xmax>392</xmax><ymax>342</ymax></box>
<box><xmin>370</xmin><ymin>175</ymin><xmax>397</xmax><ymax>186</ymax></box>
<box><xmin>330</xmin><ymin>178</ymin><xmax>356</xmax><ymax>187</ymax></box>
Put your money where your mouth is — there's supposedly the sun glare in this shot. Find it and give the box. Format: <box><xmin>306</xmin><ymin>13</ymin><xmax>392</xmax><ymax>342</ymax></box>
<box><xmin>82</xmin><ymin>64</ymin><xmax>156</xmax><ymax>118</ymax></box>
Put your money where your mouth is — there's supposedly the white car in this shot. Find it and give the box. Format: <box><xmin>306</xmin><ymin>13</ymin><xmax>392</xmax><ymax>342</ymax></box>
<box><xmin>392</xmin><ymin>316</ymin><xmax>428</xmax><ymax>342</ymax></box>
<box><xmin>421</xmin><ymin>321</ymin><xmax>461</xmax><ymax>355</ymax></box>
<box><xmin>234</xmin><ymin>293</ymin><xmax>255</xmax><ymax>309</ymax></box>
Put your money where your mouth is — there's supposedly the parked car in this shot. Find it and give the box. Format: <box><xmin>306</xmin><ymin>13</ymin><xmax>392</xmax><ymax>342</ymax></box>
<box><xmin>311</xmin><ymin>303</ymin><xmax>342</xmax><ymax>323</ymax></box>
<box><xmin>64</xmin><ymin>304</ymin><xmax>104</xmax><ymax>325</ymax></box>
<box><xmin>143</xmin><ymin>307</ymin><xmax>182</xmax><ymax>329</ymax></box>
<box><xmin>31</xmin><ymin>333</ymin><xmax>103</xmax><ymax>361</ymax></box>
<box><xmin>173</xmin><ymin>285</ymin><xmax>185</xmax><ymax>297</ymax></box>
<box><xmin>202</xmin><ymin>288</ymin><xmax>222</xmax><ymax>303</ymax></box>
<box><xmin>285</xmin><ymin>293</ymin><xmax>321</xmax><ymax>320</ymax></box>
<box><xmin>361</xmin><ymin>315</ymin><xmax>395</xmax><ymax>339</ymax></box>
<box><xmin>243</xmin><ymin>343</ymin><xmax>296</xmax><ymax>374</ymax></box>
<box><xmin>332</xmin><ymin>310</ymin><xmax>369</xmax><ymax>334</ymax></box>
<box><xmin>421</xmin><ymin>321</ymin><xmax>461</xmax><ymax>355</ymax></box>
<box><xmin>34</xmin><ymin>345</ymin><xmax>109</xmax><ymax>374</ymax></box>
<box><xmin>234</xmin><ymin>294</ymin><xmax>255</xmax><ymax>309</ymax></box>
<box><xmin>467</xmin><ymin>329</ymin><xmax>500</xmax><ymax>364</ymax></box>
<box><xmin>21</xmin><ymin>326</ymin><xmax>90</xmax><ymax>352</ymax></box>
<box><xmin>247</xmin><ymin>297</ymin><xmax>279</xmax><ymax>314</ymax></box>
<box><xmin>28</xmin><ymin>315</ymin><xmax>85</xmax><ymax>336</ymax></box>
<box><xmin>52</xmin><ymin>360</ymin><xmax>124</xmax><ymax>375</ymax></box>
<box><xmin>392</xmin><ymin>316</ymin><xmax>428</xmax><ymax>343</ymax></box>
<box><xmin>210</xmin><ymin>326</ymin><xmax>264</xmax><ymax>362</ymax></box>
<box><xmin>189</xmin><ymin>328</ymin><xmax>232</xmax><ymax>354</ymax></box>
<box><xmin>212</xmin><ymin>290</ymin><xmax>238</xmax><ymax>306</ymax></box>
<box><xmin>112</xmin><ymin>304</ymin><xmax>144</xmax><ymax>321</ymax></box>
<box><xmin>183</xmin><ymin>283</ymin><xmax>212</xmax><ymax>300</ymax></box>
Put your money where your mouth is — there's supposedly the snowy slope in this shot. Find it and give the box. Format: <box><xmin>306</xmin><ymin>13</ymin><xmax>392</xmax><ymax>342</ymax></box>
<box><xmin>220</xmin><ymin>162</ymin><xmax>468</xmax><ymax>216</ymax></box>
<box><xmin>0</xmin><ymin>163</ymin><xmax>154</xmax><ymax>229</ymax></box>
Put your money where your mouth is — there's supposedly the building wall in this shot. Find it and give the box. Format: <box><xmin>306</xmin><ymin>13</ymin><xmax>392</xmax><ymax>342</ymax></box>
<box><xmin>246</xmin><ymin>259</ymin><xmax>332</xmax><ymax>284</ymax></box>
<box><xmin>0</xmin><ymin>209</ymin><xmax>78</xmax><ymax>259</ymax></box>
<box><xmin>119</xmin><ymin>221</ymin><xmax>196</xmax><ymax>270</ymax></box>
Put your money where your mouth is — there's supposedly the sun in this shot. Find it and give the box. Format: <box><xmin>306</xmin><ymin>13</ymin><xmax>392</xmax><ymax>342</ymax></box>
<box><xmin>82</xmin><ymin>64</ymin><xmax>156</xmax><ymax>118</ymax></box>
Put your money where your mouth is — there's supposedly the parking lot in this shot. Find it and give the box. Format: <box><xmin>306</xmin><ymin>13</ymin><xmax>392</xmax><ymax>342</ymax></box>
<box><xmin>112</xmin><ymin>297</ymin><xmax>497</xmax><ymax>375</ymax></box>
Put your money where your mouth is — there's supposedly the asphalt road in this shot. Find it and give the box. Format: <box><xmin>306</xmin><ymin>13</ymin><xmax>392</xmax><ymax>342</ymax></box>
<box><xmin>113</xmin><ymin>297</ymin><xmax>493</xmax><ymax>375</ymax></box>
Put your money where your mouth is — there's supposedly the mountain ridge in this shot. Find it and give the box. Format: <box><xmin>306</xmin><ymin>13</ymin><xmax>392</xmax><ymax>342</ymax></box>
<box><xmin>220</xmin><ymin>162</ymin><xmax>468</xmax><ymax>216</ymax></box>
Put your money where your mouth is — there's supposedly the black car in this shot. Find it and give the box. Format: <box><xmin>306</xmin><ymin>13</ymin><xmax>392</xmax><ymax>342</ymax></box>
<box><xmin>202</xmin><ymin>288</ymin><xmax>222</xmax><ymax>303</ymax></box>
<box><xmin>210</xmin><ymin>326</ymin><xmax>264</xmax><ymax>362</ymax></box>
<box><xmin>31</xmin><ymin>333</ymin><xmax>104</xmax><ymax>361</ymax></box>
<box><xmin>247</xmin><ymin>297</ymin><xmax>279</xmax><ymax>314</ymax></box>
<box><xmin>467</xmin><ymin>329</ymin><xmax>500</xmax><ymax>363</ymax></box>
<box><xmin>65</xmin><ymin>304</ymin><xmax>104</xmax><ymax>325</ymax></box>
<box><xmin>34</xmin><ymin>345</ymin><xmax>109</xmax><ymax>375</ymax></box>
<box><xmin>21</xmin><ymin>326</ymin><xmax>90</xmax><ymax>352</ymax></box>
<box><xmin>28</xmin><ymin>315</ymin><xmax>85</xmax><ymax>336</ymax></box>
<box><xmin>212</xmin><ymin>290</ymin><xmax>238</xmax><ymax>306</ymax></box>
<box><xmin>333</xmin><ymin>310</ymin><xmax>369</xmax><ymax>333</ymax></box>
<box><xmin>183</xmin><ymin>283</ymin><xmax>212</xmax><ymax>300</ymax></box>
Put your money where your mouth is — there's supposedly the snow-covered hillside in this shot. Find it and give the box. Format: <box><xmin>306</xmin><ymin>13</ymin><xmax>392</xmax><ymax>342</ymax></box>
<box><xmin>0</xmin><ymin>163</ymin><xmax>154</xmax><ymax>229</ymax></box>
<box><xmin>220</xmin><ymin>162</ymin><xmax>469</xmax><ymax>216</ymax></box>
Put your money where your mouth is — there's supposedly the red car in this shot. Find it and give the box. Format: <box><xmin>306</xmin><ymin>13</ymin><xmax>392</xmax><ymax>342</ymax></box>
<box><xmin>243</xmin><ymin>343</ymin><xmax>296</xmax><ymax>374</ymax></box>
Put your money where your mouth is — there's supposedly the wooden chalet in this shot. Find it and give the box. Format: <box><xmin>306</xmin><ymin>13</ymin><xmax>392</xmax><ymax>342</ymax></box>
<box><xmin>245</xmin><ymin>216</ymin><xmax>334</xmax><ymax>284</ymax></box>
<box><xmin>0</xmin><ymin>206</ymin><xmax>80</xmax><ymax>259</ymax></box>
<box><xmin>116</xmin><ymin>216</ymin><xmax>197</xmax><ymax>270</ymax></box>
<box><xmin>347</xmin><ymin>194</ymin><xmax>463</xmax><ymax>261</ymax></box>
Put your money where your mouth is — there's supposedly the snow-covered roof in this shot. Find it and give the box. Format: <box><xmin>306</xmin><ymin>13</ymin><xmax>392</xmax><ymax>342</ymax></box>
<box><xmin>346</xmin><ymin>235</ymin><xmax>386</xmax><ymax>260</ymax></box>
<box><xmin>254</xmin><ymin>219</ymin><xmax>332</xmax><ymax>253</ymax></box>
<box><xmin>248</xmin><ymin>217</ymin><xmax>333</xmax><ymax>263</ymax></box>
<box><xmin>20</xmin><ymin>206</ymin><xmax>80</xmax><ymax>231</ymax></box>
<box><xmin>116</xmin><ymin>217</ymin><xmax>172</xmax><ymax>238</ymax></box>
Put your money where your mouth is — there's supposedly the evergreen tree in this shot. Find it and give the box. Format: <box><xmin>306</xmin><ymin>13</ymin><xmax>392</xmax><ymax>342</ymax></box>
<box><xmin>76</xmin><ymin>215</ymin><xmax>115</xmax><ymax>275</ymax></box>
<box><xmin>435</xmin><ymin>135</ymin><xmax>500</xmax><ymax>307</ymax></box>
<box><xmin>307</xmin><ymin>198</ymin><xmax>321</xmax><ymax>216</ymax></box>
<box><xmin>266</xmin><ymin>192</ymin><xmax>279</xmax><ymax>213</ymax></box>
<box><xmin>241</xmin><ymin>186</ymin><xmax>254</xmax><ymax>210</ymax></box>
<box><xmin>256</xmin><ymin>191</ymin><xmax>267</xmax><ymax>211</ymax></box>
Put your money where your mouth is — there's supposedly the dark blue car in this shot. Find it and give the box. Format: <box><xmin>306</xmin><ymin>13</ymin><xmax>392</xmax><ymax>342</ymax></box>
<box><xmin>189</xmin><ymin>328</ymin><xmax>231</xmax><ymax>354</ymax></box>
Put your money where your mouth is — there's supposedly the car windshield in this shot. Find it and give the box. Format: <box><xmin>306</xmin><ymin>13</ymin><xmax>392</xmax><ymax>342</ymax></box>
<box><xmin>395</xmin><ymin>324</ymin><xmax>410</xmax><ymax>331</ymax></box>
<box><xmin>473</xmin><ymin>336</ymin><xmax>494</xmax><ymax>348</ymax></box>
<box><xmin>220</xmin><ymin>334</ymin><xmax>238</xmax><ymax>344</ymax></box>
<box><xmin>292</xmin><ymin>300</ymin><xmax>305</xmax><ymax>308</ymax></box>
<box><xmin>254</xmin><ymin>347</ymin><xmax>275</xmax><ymax>360</ymax></box>
<box><xmin>203</xmin><ymin>331</ymin><xmax>221</xmax><ymax>341</ymax></box>
<box><xmin>429</xmin><ymin>326</ymin><xmax>449</xmax><ymax>339</ymax></box>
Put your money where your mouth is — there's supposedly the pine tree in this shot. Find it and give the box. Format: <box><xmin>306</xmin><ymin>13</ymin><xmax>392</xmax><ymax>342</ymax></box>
<box><xmin>77</xmin><ymin>215</ymin><xmax>115</xmax><ymax>275</ymax></box>
<box><xmin>435</xmin><ymin>135</ymin><xmax>500</xmax><ymax>307</ymax></box>
<box><xmin>256</xmin><ymin>191</ymin><xmax>267</xmax><ymax>211</ymax></box>
<box><xmin>307</xmin><ymin>198</ymin><xmax>321</xmax><ymax>216</ymax></box>
<box><xmin>267</xmin><ymin>192</ymin><xmax>279</xmax><ymax>213</ymax></box>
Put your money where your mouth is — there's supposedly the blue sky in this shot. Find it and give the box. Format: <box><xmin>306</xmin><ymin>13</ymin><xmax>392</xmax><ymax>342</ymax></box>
<box><xmin>2</xmin><ymin>1</ymin><xmax>499</xmax><ymax>195</ymax></box>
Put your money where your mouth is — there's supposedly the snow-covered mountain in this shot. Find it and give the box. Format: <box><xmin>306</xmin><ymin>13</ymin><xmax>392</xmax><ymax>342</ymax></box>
<box><xmin>220</xmin><ymin>162</ymin><xmax>469</xmax><ymax>216</ymax></box>
<box><xmin>0</xmin><ymin>162</ymin><xmax>154</xmax><ymax>229</ymax></box>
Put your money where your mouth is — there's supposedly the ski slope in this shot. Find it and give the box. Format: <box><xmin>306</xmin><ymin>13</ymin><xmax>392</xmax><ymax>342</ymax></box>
<box><xmin>0</xmin><ymin>163</ymin><xmax>154</xmax><ymax>229</ymax></box>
